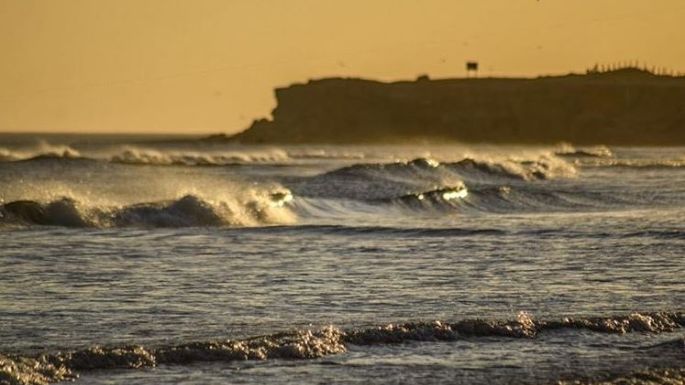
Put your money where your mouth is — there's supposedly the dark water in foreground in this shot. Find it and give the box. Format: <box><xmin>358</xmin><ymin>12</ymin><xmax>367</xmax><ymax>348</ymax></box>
<box><xmin>0</xmin><ymin>135</ymin><xmax>684</xmax><ymax>384</ymax></box>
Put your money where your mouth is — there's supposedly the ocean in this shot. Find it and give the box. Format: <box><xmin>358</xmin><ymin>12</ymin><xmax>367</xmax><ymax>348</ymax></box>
<box><xmin>0</xmin><ymin>134</ymin><xmax>683</xmax><ymax>384</ymax></box>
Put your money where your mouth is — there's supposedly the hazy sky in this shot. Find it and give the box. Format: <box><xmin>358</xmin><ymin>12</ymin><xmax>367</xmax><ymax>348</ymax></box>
<box><xmin>1</xmin><ymin>0</ymin><xmax>684</xmax><ymax>134</ymax></box>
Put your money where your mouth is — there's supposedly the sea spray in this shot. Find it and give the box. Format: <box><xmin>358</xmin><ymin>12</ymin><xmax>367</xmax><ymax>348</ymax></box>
<box><xmin>0</xmin><ymin>190</ymin><xmax>295</xmax><ymax>228</ymax></box>
<box><xmin>110</xmin><ymin>146</ymin><xmax>290</xmax><ymax>166</ymax></box>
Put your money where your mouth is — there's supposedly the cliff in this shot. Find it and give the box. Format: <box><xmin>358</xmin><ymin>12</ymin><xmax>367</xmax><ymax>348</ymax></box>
<box><xmin>227</xmin><ymin>69</ymin><xmax>685</xmax><ymax>145</ymax></box>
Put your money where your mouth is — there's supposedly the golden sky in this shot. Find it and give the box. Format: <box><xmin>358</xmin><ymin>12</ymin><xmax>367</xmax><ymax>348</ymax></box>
<box><xmin>1</xmin><ymin>0</ymin><xmax>684</xmax><ymax>134</ymax></box>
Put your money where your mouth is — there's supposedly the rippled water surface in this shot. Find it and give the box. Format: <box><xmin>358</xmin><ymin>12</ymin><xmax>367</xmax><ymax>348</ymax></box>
<box><xmin>1</xmin><ymin>135</ymin><xmax>684</xmax><ymax>384</ymax></box>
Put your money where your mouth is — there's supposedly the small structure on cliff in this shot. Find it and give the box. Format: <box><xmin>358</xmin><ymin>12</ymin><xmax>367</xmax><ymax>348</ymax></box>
<box><xmin>466</xmin><ymin>61</ymin><xmax>479</xmax><ymax>77</ymax></box>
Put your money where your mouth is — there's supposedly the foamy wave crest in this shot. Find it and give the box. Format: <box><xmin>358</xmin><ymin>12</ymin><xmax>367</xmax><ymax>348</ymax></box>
<box><xmin>388</xmin><ymin>184</ymin><xmax>469</xmax><ymax>211</ymax></box>
<box><xmin>555</xmin><ymin>143</ymin><xmax>614</xmax><ymax>158</ymax></box>
<box><xmin>110</xmin><ymin>147</ymin><xmax>289</xmax><ymax>166</ymax></box>
<box><xmin>378</xmin><ymin>183</ymin><xmax>619</xmax><ymax>214</ymax></box>
<box><xmin>287</xmin><ymin>148</ymin><xmax>366</xmax><ymax>160</ymax></box>
<box><xmin>295</xmin><ymin>156</ymin><xmax>575</xmax><ymax>202</ymax></box>
<box><xmin>446</xmin><ymin>155</ymin><xmax>577</xmax><ymax>181</ymax></box>
<box><xmin>345</xmin><ymin>311</ymin><xmax>685</xmax><ymax>345</ymax></box>
<box><xmin>0</xmin><ymin>191</ymin><xmax>295</xmax><ymax>228</ymax></box>
<box><xmin>0</xmin><ymin>142</ymin><xmax>81</xmax><ymax>162</ymax></box>
<box><xmin>456</xmin><ymin>183</ymin><xmax>629</xmax><ymax>213</ymax></box>
<box><xmin>0</xmin><ymin>148</ymin><xmax>19</xmax><ymax>162</ymax></box>
<box><xmin>1</xmin><ymin>312</ymin><xmax>682</xmax><ymax>385</ymax></box>
<box><xmin>0</xmin><ymin>327</ymin><xmax>344</xmax><ymax>385</ymax></box>
<box><xmin>584</xmin><ymin>158</ymin><xmax>685</xmax><ymax>169</ymax></box>
<box><xmin>295</xmin><ymin>158</ymin><xmax>459</xmax><ymax>200</ymax></box>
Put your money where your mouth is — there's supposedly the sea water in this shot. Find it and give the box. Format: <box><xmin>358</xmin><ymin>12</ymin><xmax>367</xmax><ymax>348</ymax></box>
<box><xmin>0</xmin><ymin>134</ymin><xmax>683</xmax><ymax>384</ymax></box>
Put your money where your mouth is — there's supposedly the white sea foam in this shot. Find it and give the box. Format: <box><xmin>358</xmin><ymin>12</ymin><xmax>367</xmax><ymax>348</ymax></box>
<box><xmin>0</xmin><ymin>141</ymin><xmax>81</xmax><ymax>161</ymax></box>
<box><xmin>555</xmin><ymin>143</ymin><xmax>614</xmax><ymax>158</ymax></box>
<box><xmin>0</xmin><ymin>189</ymin><xmax>296</xmax><ymax>228</ymax></box>
<box><xmin>110</xmin><ymin>146</ymin><xmax>290</xmax><ymax>166</ymax></box>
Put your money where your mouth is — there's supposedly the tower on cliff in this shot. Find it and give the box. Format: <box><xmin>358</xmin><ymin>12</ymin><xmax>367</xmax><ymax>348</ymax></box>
<box><xmin>466</xmin><ymin>61</ymin><xmax>479</xmax><ymax>78</ymax></box>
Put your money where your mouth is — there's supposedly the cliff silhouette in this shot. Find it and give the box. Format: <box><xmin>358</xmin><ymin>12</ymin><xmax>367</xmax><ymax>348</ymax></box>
<box><xmin>225</xmin><ymin>68</ymin><xmax>685</xmax><ymax>145</ymax></box>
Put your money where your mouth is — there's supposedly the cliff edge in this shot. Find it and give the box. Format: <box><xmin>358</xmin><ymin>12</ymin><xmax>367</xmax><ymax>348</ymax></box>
<box><xmin>227</xmin><ymin>69</ymin><xmax>685</xmax><ymax>145</ymax></box>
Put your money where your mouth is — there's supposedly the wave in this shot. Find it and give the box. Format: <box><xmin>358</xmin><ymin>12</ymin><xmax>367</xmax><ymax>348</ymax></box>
<box><xmin>294</xmin><ymin>156</ymin><xmax>575</xmax><ymax>201</ymax></box>
<box><xmin>0</xmin><ymin>148</ymin><xmax>19</xmax><ymax>162</ymax></box>
<box><xmin>285</xmin><ymin>185</ymin><xmax>612</xmax><ymax>221</ymax></box>
<box><xmin>0</xmin><ymin>182</ymin><xmax>618</xmax><ymax>228</ymax></box>
<box><xmin>296</xmin><ymin>165</ymin><xmax>673</xmax><ymax>216</ymax></box>
<box><xmin>322</xmin><ymin>157</ymin><xmax>441</xmax><ymax>177</ymax></box>
<box><xmin>248</xmin><ymin>224</ymin><xmax>507</xmax><ymax>237</ymax></box>
<box><xmin>583</xmin><ymin>158</ymin><xmax>685</xmax><ymax>169</ymax></box>
<box><xmin>294</xmin><ymin>158</ymin><xmax>457</xmax><ymax>200</ymax></box>
<box><xmin>458</xmin><ymin>184</ymin><xmax>633</xmax><ymax>213</ymax></box>
<box><xmin>0</xmin><ymin>143</ymin><xmax>81</xmax><ymax>162</ymax></box>
<box><xmin>555</xmin><ymin>144</ymin><xmax>614</xmax><ymax>158</ymax></box>
<box><xmin>0</xmin><ymin>192</ymin><xmax>295</xmax><ymax>228</ymax></box>
<box><xmin>287</xmin><ymin>149</ymin><xmax>366</xmax><ymax>160</ymax></box>
<box><xmin>446</xmin><ymin>156</ymin><xmax>577</xmax><ymax>181</ymax></box>
<box><xmin>1</xmin><ymin>312</ymin><xmax>682</xmax><ymax>385</ymax></box>
<box><xmin>0</xmin><ymin>327</ymin><xmax>346</xmax><ymax>385</ymax></box>
<box><xmin>230</xmin><ymin>224</ymin><xmax>682</xmax><ymax>241</ymax></box>
<box><xmin>110</xmin><ymin>147</ymin><xmax>290</xmax><ymax>166</ymax></box>
<box><xmin>391</xmin><ymin>185</ymin><xmax>469</xmax><ymax>209</ymax></box>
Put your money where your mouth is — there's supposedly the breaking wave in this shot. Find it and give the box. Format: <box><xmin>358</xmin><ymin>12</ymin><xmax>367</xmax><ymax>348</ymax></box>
<box><xmin>447</xmin><ymin>156</ymin><xmax>577</xmax><ymax>181</ymax></box>
<box><xmin>287</xmin><ymin>148</ymin><xmax>366</xmax><ymax>160</ymax></box>
<box><xmin>0</xmin><ymin>192</ymin><xmax>295</xmax><ymax>228</ymax></box>
<box><xmin>0</xmin><ymin>144</ymin><xmax>293</xmax><ymax>166</ymax></box>
<box><xmin>584</xmin><ymin>158</ymin><xmax>685</xmax><ymax>169</ymax></box>
<box><xmin>0</xmin><ymin>150</ymin><xmax>664</xmax><ymax>221</ymax></box>
<box><xmin>0</xmin><ymin>143</ymin><xmax>81</xmax><ymax>162</ymax></box>
<box><xmin>286</xmin><ymin>184</ymin><xmax>585</xmax><ymax>220</ymax></box>
<box><xmin>280</xmin><ymin>155</ymin><xmax>595</xmax><ymax>215</ymax></box>
<box><xmin>294</xmin><ymin>156</ymin><xmax>576</xmax><ymax>201</ymax></box>
<box><xmin>555</xmin><ymin>144</ymin><xmax>614</xmax><ymax>158</ymax></box>
<box><xmin>0</xmin><ymin>181</ymin><xmax>616</xmax><ymax>228</ymax></box>
<box><xmin>110</xmin><ymin>147</ymin><xmax>290</xmax><ymax>166</ymax></box>
<box><xmin>1</xmin><ymin>312</ymin><xmax>682</xmax><ymax>385</ymax></box>
<box><xmin>390</xmin><ymin>184</ymin><xmax>469</xmax><ymax>210</ymax></box>
<box><xmin>293</xmin><ymin>158</ymin><xmax>456</xmax><ymax>200</ymax></box>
